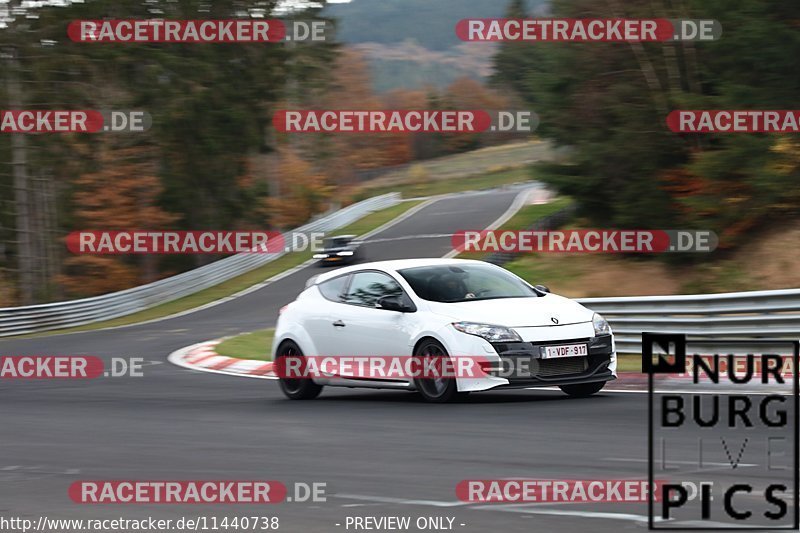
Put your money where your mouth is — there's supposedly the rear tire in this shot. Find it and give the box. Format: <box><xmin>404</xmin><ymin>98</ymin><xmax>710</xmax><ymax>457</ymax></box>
<box><xmin>276</xmin><ymin>340</ymin><xmax>323</xmax><ymax>400</ymax></box>
<box><xmin>412</xmin><ymin>339</ymin><xmax>462</xmax><ymax>403</ymax></box>
<box><xmin>559</xmin><ymin>381</ymin><xmax>606</xmax><ymax>398</ymax></box>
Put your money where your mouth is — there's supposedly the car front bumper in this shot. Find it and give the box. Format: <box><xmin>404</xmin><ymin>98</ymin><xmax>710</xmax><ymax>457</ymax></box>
<box><xmin>444</xmin><ymin>328</ymin><xmax>616</xmax><ymax>392</ymax></box>
<box><xmin>485</xmin><ymin>334</ymin><xmax>616</xmax><ymax>389</ymax></box>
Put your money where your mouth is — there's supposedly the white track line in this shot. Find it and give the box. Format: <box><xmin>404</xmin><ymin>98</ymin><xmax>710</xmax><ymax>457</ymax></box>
<box><xmin>442</xmin><ymin>186</ymin><xmax>537</xmax><ymax>259</ymax></box>
<box><xmin>596</xmin><ymin>387</ymin><xmax>793</xmax><ymax>396</ymax></box>
<box><xmin>331</xmin><ymin>492</ymin><xmax>746</xmax><ymax>528</ymax></box>
<box><xmin>331</xmin><ymin>493</ymin><xmax>666</xmax><ymax>525</ymax></box>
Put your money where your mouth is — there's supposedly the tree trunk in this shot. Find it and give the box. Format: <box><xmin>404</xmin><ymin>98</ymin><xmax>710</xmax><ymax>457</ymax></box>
<box><xmin>6</xmin><ymin>47</ymin><xmax>35</xmax><ymax>304</ymax></box>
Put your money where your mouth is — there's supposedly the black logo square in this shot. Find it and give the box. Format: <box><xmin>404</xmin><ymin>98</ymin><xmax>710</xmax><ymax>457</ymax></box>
<box><xmin>642</xmin><ymin>332</ymin><xmax>686</xmax><ymax>375</ymax></box>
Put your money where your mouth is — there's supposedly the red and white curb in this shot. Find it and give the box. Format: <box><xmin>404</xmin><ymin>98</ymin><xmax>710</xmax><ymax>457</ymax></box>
<box><xmin>168</xmin><ymin>340</ymin><xmax>277</xmax><ymax>380</ymax></box>
<box><xmin>168</xmin><ymin>342</ymin><xmax>649</xmax><ymax>389</ymax></box>
<box><xmin>167</xmin><ymin>347</ymin><xmax>787</xmax><ymax>395</ymax></box>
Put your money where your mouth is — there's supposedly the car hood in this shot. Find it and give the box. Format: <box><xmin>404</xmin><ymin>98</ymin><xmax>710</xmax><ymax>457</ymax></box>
<box><xmin>426</xmin><ymin>294</ymin><xmax>594</xmax><ymax>328</ymax></box>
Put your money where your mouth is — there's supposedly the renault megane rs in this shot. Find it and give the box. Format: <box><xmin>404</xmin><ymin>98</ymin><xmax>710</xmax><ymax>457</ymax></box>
<box><xmin>272</xmin><ymin>258</ymin><xmax>616</xmax><ymax>402</ymax></box>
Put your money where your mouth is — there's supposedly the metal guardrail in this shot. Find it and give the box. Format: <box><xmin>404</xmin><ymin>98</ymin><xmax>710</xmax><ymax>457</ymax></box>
<box><xmin>0</xmin><ymin>193</ymin><xmax>401</xmax><ymax>337</ymax></box>
<box><xmin>578</xmin><ymin>290</ymin><xmax>800</xmax><ymax>355</ymax></box>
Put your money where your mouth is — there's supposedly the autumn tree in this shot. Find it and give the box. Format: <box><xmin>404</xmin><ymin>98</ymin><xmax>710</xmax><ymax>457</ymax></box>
<box><xmin>60</xmin><ymin>143</ymin><xmax>178</xmax><ymax>297</ymax></box>
<box><xmin>263</xmin><ymin>148</ymin><xmax>332</xmax><ymax>229</ymax></box>
<box><xmin>292</xmin><ymin>49</ymin><xmax>415</xmax><ymax>190</ymax></box>
<box><xmin>440</xmin><ymin>76</ymin><xmax>516</xmax><ymax>153</ymax></box>
<box><xmin>382</xmin><ymin>88</ymin><xmax>433</xmax><ymax>161</ymax></box>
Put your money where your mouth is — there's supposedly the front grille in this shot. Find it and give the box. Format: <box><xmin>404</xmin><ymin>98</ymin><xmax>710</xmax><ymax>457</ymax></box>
<box><xmin>535</xmin><ymin>356</ymin><xmax>588</xmax><ymax>377</ymax></box>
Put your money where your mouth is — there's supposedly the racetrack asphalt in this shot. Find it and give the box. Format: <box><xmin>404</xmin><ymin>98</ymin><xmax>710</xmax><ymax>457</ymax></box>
<box><xmin>1</xmin><ymin>188</ymin><xmax>795</xmax><ymax>532</ymax></box>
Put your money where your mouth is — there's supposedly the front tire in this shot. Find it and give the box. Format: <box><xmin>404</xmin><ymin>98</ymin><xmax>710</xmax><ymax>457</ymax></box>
<box><xmin>412</xmin><ymin>339</ymin><xmax>463</xmax><ymax>403</ymax></box>
<box><xmin>276</xmin><ymin>340</ymin><xmax>323</xmax><ymax>400</ymax></box>
<box><xmin>559</xmin><ymin>381</ymin><xmax>606</xmax><ymax>398</ymax></box>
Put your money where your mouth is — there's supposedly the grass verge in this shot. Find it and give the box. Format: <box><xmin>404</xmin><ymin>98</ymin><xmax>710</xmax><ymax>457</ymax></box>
<box><xmin>616</xmin><ymin>355</ymin><xmax>641</xmax><ymax>373</ymax></box>
<box><xmin>353</xmin><ymin>166</ymin><xmax>536</xmax><ymax>201</ymax></box>
<box><xmin>20</xmin><ymin>200</ymin><xmax>423</xmax><ymax>338</ymax></box>
<box><xmin>349</xmin><ymin>140</ymin><xmax>549</xmax><ymax>201</ymax></box>
<box><xmin>215</xmin><ymin>328</ymin><xmax>274</xmax><ymax>361</ymax></box>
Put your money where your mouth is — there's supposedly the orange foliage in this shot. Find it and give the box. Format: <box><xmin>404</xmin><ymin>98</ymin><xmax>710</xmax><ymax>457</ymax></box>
<box><xmin>660</xmin><ymin>167</ymin><xmax>758</xmax><ymax>247</ymax></box>
<box><xmin>306</xmin><ymin>49</ymin><xmax>415</xmax><ymax>185</ymax></box>
<box><xmin>59</xmin><ymin>256</ymin><xmax>139</xmax><ymax>297</ymax></box>
<box><xmin>71</xmin><ymin>145</ymin><xmax>177</xmax><ymax>229</ymax></box>
<box><xmin>440</xmin><ymin>77</ymin><xmax>513</xmax><ymax>152</ymax></box>
<box><xmin>263</xmin><ymin>148</ymin><xmax>332</xmax><ymax>229</ymax></box>
<box><xmin>60</xmin><ymin>143</ymin><xmax>178</xmax><ymax>296</ymax></box>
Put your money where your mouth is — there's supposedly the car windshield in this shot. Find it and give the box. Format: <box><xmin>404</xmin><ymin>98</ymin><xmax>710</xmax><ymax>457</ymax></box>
<box><xmin>398</xmin><ymin>264</ymin><xmax>538</xmax><ymax>303</ymax></box>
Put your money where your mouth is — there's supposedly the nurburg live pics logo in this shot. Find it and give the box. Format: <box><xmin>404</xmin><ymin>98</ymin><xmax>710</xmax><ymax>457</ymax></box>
<box><xmin>643</xmin><ymin>332</ymin><xmax>799</xmax><ymax>530</ymax></box>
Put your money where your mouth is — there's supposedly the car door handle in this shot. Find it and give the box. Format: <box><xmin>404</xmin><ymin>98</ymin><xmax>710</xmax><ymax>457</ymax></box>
<box><xmin>332</xmin><ymin>320</ymin><xmax>346</xmax><ymax>327</ymax></box>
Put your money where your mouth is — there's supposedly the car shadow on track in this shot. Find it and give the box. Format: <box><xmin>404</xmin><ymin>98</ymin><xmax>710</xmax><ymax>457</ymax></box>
<box><xmin>267</xmin><ymin>390</ymin><xmax>616</xmax><ymax>405</ymax></box>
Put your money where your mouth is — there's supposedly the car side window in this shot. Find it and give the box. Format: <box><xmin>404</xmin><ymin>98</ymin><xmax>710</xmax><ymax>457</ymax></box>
<box><xmin>318</xmin><ymin>275</ymin><xmax>349</xmax><ymax>302</ymax></box>
<box><xmin>344</xmin><ymin>271</ymin><xmax>403</xmax><ymax>308</ymax></box>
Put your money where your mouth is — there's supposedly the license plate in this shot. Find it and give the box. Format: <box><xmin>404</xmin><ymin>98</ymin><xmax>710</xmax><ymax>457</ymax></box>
<box><xmin>542</xmin><ymin>343</ymin><xmax>588</xmax><ymax>359</ymax></box>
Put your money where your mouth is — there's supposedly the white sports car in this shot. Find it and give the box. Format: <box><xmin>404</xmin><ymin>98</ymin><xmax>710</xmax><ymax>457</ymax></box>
<box><xmin>272</xmin><ymin>258</ymin><xmax>616</xmax><ymax>402</ymax></box>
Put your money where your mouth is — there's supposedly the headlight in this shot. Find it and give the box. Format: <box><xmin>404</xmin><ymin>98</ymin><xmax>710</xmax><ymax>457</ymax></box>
<box><xmin>313</xmin><ymin>253</ymin><xmax>327</xmax><ymax>259</ymax></box>
<box><xmin>592</xmin><ymin>313</ymin><xmax>611</xmax><ymax>336</ymax></box>
<box><xmin>337</xmin><ymin>251</ymin><xmax>354</xmax><ymax>256</ymax></box>
<box><xmin>452</xmin><ymin>322</ymin><xmax>522</xmax><ymax>343</ymax></box>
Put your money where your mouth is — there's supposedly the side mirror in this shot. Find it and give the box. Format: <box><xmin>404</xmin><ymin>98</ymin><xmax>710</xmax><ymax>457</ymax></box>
<box><xmin>376</xmin><ymin>295</ymin><xmax>414</xmax><ymax>312</ymax></box>
<box><xmin>534</xmin><ymin>284</ymin><xmax>550</xmax><ymax>294</ymax></box>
